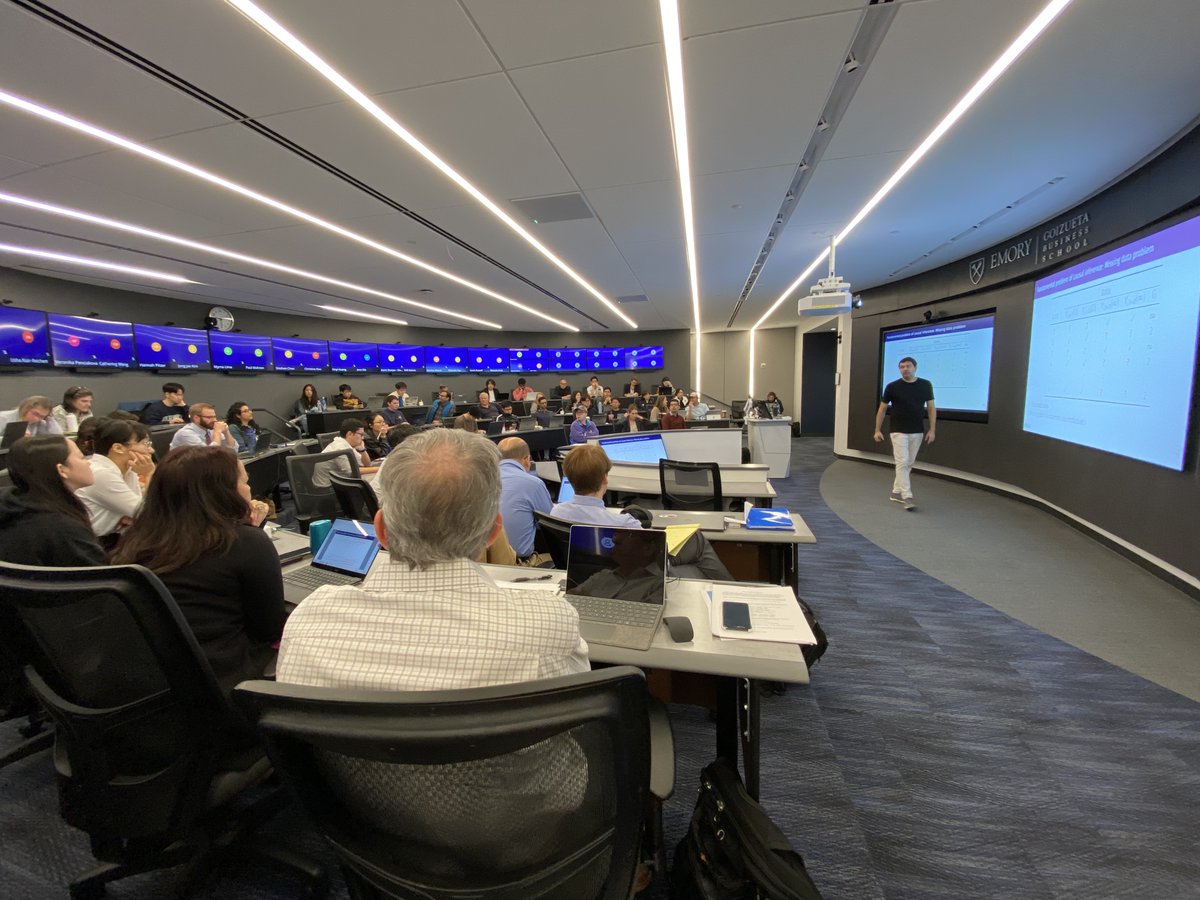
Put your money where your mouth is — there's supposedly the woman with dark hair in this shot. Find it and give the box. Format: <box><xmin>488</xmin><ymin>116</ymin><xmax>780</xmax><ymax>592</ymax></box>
<box><xmin>75</xmin><ymin>416</ymin><xmax>100</xmax><ymax>457</ymax></box>
<box><xmin>363</xmin><ymin>413</ymin><xmax>391</xmax><ymax>460</ymax></box>
<box><xmin>0</xmin><ymin>435</ymin><xmax>104</xmax><ymax>565</ymax></box>
<box><xmin>481</xmin><ymin>378</ymin><xmax>499</xmax><ymax>403</ymax></box>
<box><xmin>226</xmin><ymin>401</ymin><xmax>261</xmax><ymax>454</ymax></box>
<box><xmin>112</xmin><ymin>446</ymin><xmax>282</xmax><ymax>694</ymax></box>
<box><xmin>765</xmin><ymin>391</ymin><xmax>784</xmax><ymax>417</ymax></box>
<box><xmin>571</xmin><ymin>390</ymin><xmax>587</xmax><ymax>411</ymax></box>
<box><xmin>51</xmin><ymin>385</ymin><xmax>94</xmax><ymax>434</ymax></box>
<box><xmin>77</xmin><ymin>418</ymin><xmax>155</xmax><ymax>539</ymax></box>
<box><xmin>292</xmin><ymin>383</ymin><xmax>322</xmax><ymax>435</ymax></box>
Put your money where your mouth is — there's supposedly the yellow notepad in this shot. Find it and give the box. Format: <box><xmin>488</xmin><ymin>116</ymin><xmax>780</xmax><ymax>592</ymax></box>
<box><xmin>664</xmin><ymin>523</ymin><xmax>700</xmax><ymax>555</ymax></box>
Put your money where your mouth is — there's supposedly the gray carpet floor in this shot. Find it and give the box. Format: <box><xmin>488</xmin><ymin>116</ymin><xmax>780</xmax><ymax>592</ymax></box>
<box><xmin>3</xmin><ymin>437</ymin><xmax>1199</xmax><ymax>898</ymax></box>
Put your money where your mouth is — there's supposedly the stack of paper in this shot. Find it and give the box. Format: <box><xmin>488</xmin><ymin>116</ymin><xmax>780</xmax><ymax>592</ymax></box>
<box><xmin>708</xmin><ymin>584</ymin><xmax>817</xmax><ymax>645</ymax></box>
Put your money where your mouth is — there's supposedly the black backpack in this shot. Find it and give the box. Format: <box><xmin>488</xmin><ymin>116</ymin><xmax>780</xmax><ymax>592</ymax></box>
<box><xmin>671</xmin><ymin>758</ymin><xmax>823</xmax><ymax>899</ymax></box>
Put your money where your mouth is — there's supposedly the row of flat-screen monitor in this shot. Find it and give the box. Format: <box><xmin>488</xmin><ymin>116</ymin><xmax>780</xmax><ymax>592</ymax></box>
<box><xmin>879</xmin><ymin>209</ymin><xmax>1200</xmax><ymax>472</ymax></box>
<box><xmin>0</xmin><ymin>314</ymin><xmax>664</xmax><ymax>375</ymax></box>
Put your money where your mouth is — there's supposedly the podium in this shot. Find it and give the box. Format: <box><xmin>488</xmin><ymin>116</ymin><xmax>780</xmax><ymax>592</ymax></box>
<box><xmin>746</xmin><ymin>418</ymin><xmax>792</xmax><ymax>478</ymax></box>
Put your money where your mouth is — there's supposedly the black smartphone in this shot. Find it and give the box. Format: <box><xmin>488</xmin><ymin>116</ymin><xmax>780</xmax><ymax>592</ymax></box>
<box><xmin>722</xmin><ymin>601</ymin><xmax>752</xmax><ymax>631</ymax></box>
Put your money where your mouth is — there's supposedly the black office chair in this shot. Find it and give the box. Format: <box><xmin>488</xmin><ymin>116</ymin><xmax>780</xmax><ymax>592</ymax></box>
<box><xmin>315</xmin><ymin>431</ymin><xmax>338</xmax><ymax>450</ymax></box>
<box><xmin>328</xmin><ymin>473</ymin><xmax>379</xmax><ymax>523</ymax></box>
<box><xmin>147</xmin><ymin>424</ymin><xmax>182</xmax><ymax>461</ymax></box>
<box><xmin>0</xmin><ymin>635</ymin><xmax>53</xmax><ymax>769</ymax></box>
<box><xmin>284</xmin><ymin>448</ymin><xmax>360</xmax><ymax>534</ymax></box>
<box><xmin>658</xmin><ymin>459</ymin><xmax>724</xmax><ymax>511</ymax></box>
<box><xmin>234</xmin><ymin>666</ymin><xmax>653</xmax><ymax>900</ymax></box>
<box><xmin>533</xmin><ymin>510</ymin><xmax>574</xmax><ymax>569</ymax></box>
<box><xmin>0</xmin><ymin>562</ymin><xmax>327</xmax><ymax>900</ymax></box>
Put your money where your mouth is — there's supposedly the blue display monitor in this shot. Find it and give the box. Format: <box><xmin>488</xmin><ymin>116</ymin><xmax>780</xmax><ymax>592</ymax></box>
<box><xmin>134</xmin><ymin>324</ymin><xmax>212</xmax><ymax>370</ymax></box>
<box><xmin>550</xmin><ymin>348</ymin><xmax>587</xmax><ymax>371</ymax></box>
<box><xmin>1024</xmin><ymin>211</ymin><xmax>1200</xmax><ymax>471</ymax></box>
<box><xmin>49</xmin><ymin>314</ymin><xmax>135</xmax><ymax>369</ymax></box>
<box><xmin>273</xmin><ymin>337</ymin><xmax>329</xmax><ymax>372</ymax></box>
<box><xmin>0</xmin><ymin>306</ymin><xmax>51</xmax><ymax>367</ymax></box>
<box><xmin>597</xmin><ymin>433</ymin><xmax>668</xmax><ymax>465</ymax></box>
<box><xmin>425</xmin><ymin>346</ymin><xmax>468</xmax><ymax>373</ymax></box>
<box><xmin>590</xmin><ymin>347</ymin><xmax>625</xmax><ymax>371</ymax></box>
<box><xmin>378</xmin><ymin>343</ymin><xmax>425</xmax><ymax>373</ymax></box>
<box><xmin>509</xmin><ymin>348</ymin><xmax>550</xmax><ymax>372</ymax></box>
<box><xmin>329</xmin><ymin>341</ymin><xmax>379</xmax><ymax>373</ymax></box>
<box><xmin>468</xmin><ymin>347</ymin><xmax>510</xmax><ymax>372</ymax></box>
<box><xmin>624</xmin><ymin>346</ymin><xmax>662</xmax><ymax>369</ymax></box>
<box><xmin>209</xmin><ymin>332</ymin><xmax>272</xmax><ymax>371</ymax></box>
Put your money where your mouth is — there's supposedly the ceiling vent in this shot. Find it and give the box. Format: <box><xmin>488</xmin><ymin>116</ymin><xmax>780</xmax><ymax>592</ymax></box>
<box><xmin>615</xmin><ymin>294</ymin><xmax>649</xmax><ymax>305</ymax></box>
<box><xmin>510</xmin><ymin>192</ymin><xmax>595</xmax><ymax>225</ymax></box>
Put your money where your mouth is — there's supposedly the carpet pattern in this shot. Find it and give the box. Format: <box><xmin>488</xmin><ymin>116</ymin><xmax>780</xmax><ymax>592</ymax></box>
<box><xmin>3</xmin><ymin>437</ymin><xmax>1199</xmax><ymax>898</ymax></box>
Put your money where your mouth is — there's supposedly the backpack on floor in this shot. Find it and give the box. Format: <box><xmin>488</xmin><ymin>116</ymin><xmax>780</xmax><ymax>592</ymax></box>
<box><xmin>797</xmin><ymin>596</ymin><xmax>828</xmax><ymax>668</ymax></box>
<box><xmin>671</xmin><ymin>758</ymin><xmax>823</xmax><ymax>900</ymax></box>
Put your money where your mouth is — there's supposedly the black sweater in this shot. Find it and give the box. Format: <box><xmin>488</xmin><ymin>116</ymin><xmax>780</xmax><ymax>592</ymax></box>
<box><xmin>0</xmin><ymin>489</ymin><xmax>106</xmax><ymax>567</ymax></box>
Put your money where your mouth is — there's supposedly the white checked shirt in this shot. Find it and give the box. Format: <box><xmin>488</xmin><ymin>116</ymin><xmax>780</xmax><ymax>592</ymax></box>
<box><xmin>276</xmin><ymin>558</ymin><xmax>589</xmax><ymax>691</ymax></box>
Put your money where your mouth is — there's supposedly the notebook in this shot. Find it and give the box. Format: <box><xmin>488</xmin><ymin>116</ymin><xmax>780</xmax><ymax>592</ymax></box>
<box><xmin>565</xmin><ymin>524</ymin><xmax>668</xmax><ymax>650</ymax></box>
<box><xmin>283</xmin><ymin>518</ymin><xmax>380</xmax><ymax>592</ymax></box>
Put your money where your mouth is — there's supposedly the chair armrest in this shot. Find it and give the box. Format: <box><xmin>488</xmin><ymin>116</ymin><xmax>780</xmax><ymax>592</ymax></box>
<box><xmin>647</xmin><ymin>698</ymin><xmax>674</xmax><ymax>802</ymax></box>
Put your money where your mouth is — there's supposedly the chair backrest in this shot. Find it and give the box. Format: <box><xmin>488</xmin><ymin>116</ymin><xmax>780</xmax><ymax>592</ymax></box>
<box><xmin>147</xmin><ymin>424</ymin><xmax>182</xmax><ymax>461</ymax></box>
<box><xmin>658</xmin><ymin>458</ymin><xmax>724</xmax><ymax>511</ymax></box>
<box><xmin>234</xmin><ymin>666</ymin><xmax>650</xmax><ymax>900</ymax></box>
<box><xmin>328</xmin><ymin>473</ymin><xmax>379</xmax><ymax>523</ymax></box>
<box><xmin>533</xmin><ymin>510</ymin><xmax>574</xmax><ymax>569</ymax></box>
<box><xmin>0</xmin><ymin>562</ymin><xmax>233</xmax><ymax>841</ymax></box>
<box><xmin>285</xmin><ymin>449</ymin><xmax>360</xmax><ymax>526</ymax></box>
<box><xmin>315</xmin><ymin>431</ymin><xmax>338</xmax><ymax>450</ymax></box>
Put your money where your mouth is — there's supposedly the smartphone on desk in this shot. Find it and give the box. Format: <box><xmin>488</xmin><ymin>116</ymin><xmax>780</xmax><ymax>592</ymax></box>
<box><xmin>722</xmin><ymin>601</ymin><xmax>752</xmax><ymax>631</ymax></box>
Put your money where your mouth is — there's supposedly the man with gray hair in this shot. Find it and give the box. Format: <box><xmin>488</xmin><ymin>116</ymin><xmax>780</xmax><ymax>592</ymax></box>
<box><xmin>277</xmin><ymin>428</ymin><xmax>588</xmax><ymax>690</ymax></box>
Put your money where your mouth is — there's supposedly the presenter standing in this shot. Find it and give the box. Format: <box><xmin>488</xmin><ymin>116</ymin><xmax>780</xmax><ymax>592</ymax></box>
<box><xmin>874</xmin><ymin>357</ymin><xmax>935</xmax><ymax>510</ymax></box>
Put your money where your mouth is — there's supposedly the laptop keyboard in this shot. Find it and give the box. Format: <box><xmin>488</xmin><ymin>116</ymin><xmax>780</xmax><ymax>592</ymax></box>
<box><xmin>283</xmin><ymin>567</ymin><xmax>362</xmax><ymax>590</ymax></box>
<box><xmin>567</xmin><ymin>595</ymin><xmax>661</xmax><ymax>628</ymax></box>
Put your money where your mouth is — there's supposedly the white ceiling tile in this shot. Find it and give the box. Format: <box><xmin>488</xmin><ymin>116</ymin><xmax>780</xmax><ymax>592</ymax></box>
<box><xmin>682</xmin><ymin>0</ymin><xmax>867</xmax><ymax>36</ymax></box>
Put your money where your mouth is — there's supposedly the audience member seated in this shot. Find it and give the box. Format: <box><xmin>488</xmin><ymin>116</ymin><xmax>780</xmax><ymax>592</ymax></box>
<box><xmin>74</xmin><ymin>417</ymin><xmax>100</xmax><ymax>457</ymax></box>
<box><xmin>112</xmin><ymin>446</ymin><xmax>280</xmax><ymax>695</ymax></box>
<box><xmin>386</xmin><ymin>381</ymin><xmax>410</xmax><ymax>405</ymax></box>
<box><xmin>497</xmin><ymin>437</ymin><xmax>553</xmax><ymax>562</ymax></box>
<box><xmin>226</xmin><ymin>401</ymin><xmax>262</xmax><ymax>453</ymax></box>
<box><xmin>278</xmin><ymin>427</ymin><xmax>587</xmax><ymax>688</ymax></box>
<box><xmin>51</xmin><ymin>386</ymin><xmax>94</xmax><ymax>434</ymax></box>
<box><xmin>77</xmin><ymin>418</ymin><xmax>155</xmax><ymax>539</ymax></box>
<box><xmin>333</xmin><ymin>383</ymin><xmax>364</xmax><ymax>410</ymax></box>
<box><xmin>765</xmin><ymin>391</ymin><xmax>784</xmax><ymax>417</ymax></box>
<box><xmin>685</xmin><ymin>392</ymin><xmax>710</xmax><ymax>420</ymax></box>
<box><xmin>314</xmin><ymin>418</ymin><xmax>377</xmax><ymax>487</ymax></box>
<box><xmin>454</xmin><ymin>410</ymin><xmax>479</xmax><ymax>433</ymax></box>
<box><xmin>363</xmin><ymin>413</ymin><xmax>391</xmax><ymax>460</ymax></box>
<box><xmin>380</xmin><ymin>395</ymin><xmax>406</xmax><ymax>427</ymax></box>
<box><xmin>292</xmin><ymin>383</ymin><xmax>323</xmax><ymax>433</ymax></box>
<box><xmin>553</xmin><ymin>378</ymin><xmax>573</xmax><ymax>399</ymax></box>
<box><xmin>140</xmin><ymin>381</ymin><xmax>187</xmax><ymax>425</ymax></box>
<box><xmin>425</xmin><ymin>389</ymin><xmax>455</xmax><ymax>425</ymax></box>
<box><xmin>615</xmin><ymin>404</ymin><xmax>650</xmax><ymax>433</ymax></box>
<box><xmin>569</xmin><ymin>405</ymin><xmax>599</xmax><ymax>444</ymax></box>
<box><xmin>473</xmin><ymin>391</ymin><xmax>502</xmax><ymax>420</ymax></box>
<box><xmin>603</xmin><ymin>396</ymin><xmax>624</xmax><ymax>424</ymax></box>
<box><xmin>511</xmin><ymin>377</ymin><xmax>532</xmax><ymax>401</ymax></box>
<box><xmin>551</xmin><ymin>443</ymin><xmax>731</xmax><ymax>581</ymax></box>
<box><xmin>659</xmin><ymin>399</ymin><xmax>686</xmax><ymax>430</ymax></box>
<box><xmin>532</xmin><ymin>395</ymin><xmax>556</xmax><ymax>428</ymax></box>
<box><xmin>0</xmin><ymin>395</ymin><xmax>62</xmax><ymax>437</ymax></box>
<box><xmin>649</xmin><ymin>395</ymin><xmax>668</xmax><ymax>423</ymax></box>
<box><xmin>658</xmin><ymin>377</ymin><xmax>675</xmax><ymax>396</ymax></box>
<box><xmin>595</xmin><ymin>387</ymin><xmax>616</xmax><ymax>416</ymax></box>
<box><xmin>170</xmin><ymin>402</ymin><xmax>238</xmax><ymax>451</ymax></box>
<box><xmin>570</xmin><ymin>390</ymin><xmax>587</xmax><ymax>412</ymax></box>
<box><xmin>479</xmin><ymin>379</ymin><xmax>500</xmax><ymax>403</ymax></box>
<box><xmin>495</xmin><ymin>401</ymin><xmax>520</xmax><ymax>432</ymax></box>
<box><xmin>585</xmin><ymin>376</ymin><xmax>604</xmax><ymax>401</ymax></box>
<box><xmin>0</xmin><ymin>435</ymin><xmax>104</xmax><ymax>566</ymax></box>
<box><xmin>623</xmin><ymin>377</ymin><xmax>641</xmax><ymax>397</ymax></box>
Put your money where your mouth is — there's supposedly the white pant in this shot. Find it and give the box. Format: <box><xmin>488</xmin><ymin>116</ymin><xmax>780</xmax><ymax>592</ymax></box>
<box><xmin>890</xmin><ymin>432</ymin><xmax>923</xmax><ymax>498</ymax></box>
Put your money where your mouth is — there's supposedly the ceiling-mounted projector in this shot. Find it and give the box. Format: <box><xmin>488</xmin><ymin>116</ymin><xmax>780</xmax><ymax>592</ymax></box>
<box><xmin>799</xmin><ymin>238</ymin><xmax>853</xmax><ymax>315</ymax></box>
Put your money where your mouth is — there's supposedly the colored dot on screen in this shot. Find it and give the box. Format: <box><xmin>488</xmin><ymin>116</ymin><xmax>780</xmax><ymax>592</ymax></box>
<box><xmin>253</xmin><ymin>349</ymin><xmax>263</xmax><ymax>357</ymax></box>
<box><xmin>311</xmin><ymin>352</ymin><xmax>319</xmax><ymax>360</ymax></box>
<box><xmin>21</xmin><ymin>331</ymin><xmax>34</xmax><ymax>344</ymax></box>
<box><xmin>150</xmin><ymin>342</ymin><xmax>163</xmax><ymax>353</ymax></box>
<box><xmin>284</xmin><ymin>350</ymin><xmax>294</xmax><ymax>359</ymax></box>
<box><xmin>454</xmin><ymin>356</ymin><xmax>461</xmax><ymax>363</ymax></box>
<box><xmin>223</xmin><ymin>346</ymin><xmax>233</xmax><ymax>356</ymax></box>
<box><xmin>187</xmin><ymin>344</ymin><xmax>198</xmax><ymax>354</ymax></box>
<box><xmin>67</xmin><ymin>335</ymin><xmax>80</xmax><ymax>347</ymax></box>
<box><xmin>339</xmin><ymin>353</ymin><xmax>347</xmax><ymax>361</ymax></box>
<box><xmin>109</xmin><ymin>339</ymin><xmax>121</xmax><ymax>350</ymax></box>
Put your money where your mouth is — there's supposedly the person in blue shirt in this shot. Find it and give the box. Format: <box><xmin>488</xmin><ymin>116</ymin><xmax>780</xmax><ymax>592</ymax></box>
<box><xmin>226</xmin><ymin>401</ymin><xmax>260</xmax><ymax>453</ymax></box>
<box><xmin>425</xmin><ymin>389</ymin><xmax>455</xmax><ymax>425</ymax></box>
<box><xmin>497</xmin><ymin>437</ymin><xmax>553</xmax><ymax>560</ymax></box>
<box><xmin>568</xmin><ymin>405</ymin><xmax>598</xmax><ymax>444</ymax></box>
<box><xmin>381</xmin><ymin>395</ymin><xmax>407</xmax><ymax>427</ymax></box>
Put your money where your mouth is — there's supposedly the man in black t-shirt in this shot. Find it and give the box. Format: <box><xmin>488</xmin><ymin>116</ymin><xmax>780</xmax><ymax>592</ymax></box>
<box><xmin>874</xmin><ymin>357</ymin><xmax>936</xmax><ymax>510</ymax></box>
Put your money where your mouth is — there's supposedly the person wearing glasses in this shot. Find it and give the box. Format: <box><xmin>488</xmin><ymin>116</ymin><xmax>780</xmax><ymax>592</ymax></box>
<box><xmin>170</xmin><ymin>402</ymin><xmax>238</xmax><ymax>451</ymax></box>
<box><xmin>140</xmin><ymin>382</ymin><xmax>187</xmax><ymax>426</ymax></box>
<box><xmin>77</xmin><ymin>418</ymin><xmax>155</xmax><ymax>540</ymax></box>
<box><xmin>425</xmin><ymin>389</ymin><xmax>455</xmax><ymax>425</ymax></box>
<box><xmin>0</xmin><ymin>395</ymin><xmax>62</xmax><ymax>437</ymax></box>
<box><xmin>51</xmin><ymin>386</ymin><xmax>94</xmax><ymax>434</ymax></box>
<box><xmin>225</xmin><ymin>401</ymin><xmax>261</xmax><ymax>454</ymax></box>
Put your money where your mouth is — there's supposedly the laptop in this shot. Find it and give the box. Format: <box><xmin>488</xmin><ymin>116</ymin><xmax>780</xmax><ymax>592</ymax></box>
<box><xmin>283</xmin><ymin>518</ymin><xmax>381</xmax><ymax>592</ymax></box>
<box><xmin>1</xmin><ymin>420</ymin><xmax>28</xmax><ymax>449</ymax></box>
<box><xmin>556</xmin><ymin>475</ymin><xmax>575</xmax><ymax>503</ymax></box>
<box><xmin>564</xmin><ymin>524</ymin><xmax>669</xmax><ymax>650</ymax></box>
<box><xmin>238</xmin><ymin>431</ymin><xmax>274</xmax><ymax>457</ymax></box>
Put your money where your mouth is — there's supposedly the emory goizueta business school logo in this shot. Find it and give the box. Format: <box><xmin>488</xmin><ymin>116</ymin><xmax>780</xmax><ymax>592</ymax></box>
<box><xmin>968</xmin><ymin>257</ymin><xmax>985</xmax><ymax>285</ymax></box>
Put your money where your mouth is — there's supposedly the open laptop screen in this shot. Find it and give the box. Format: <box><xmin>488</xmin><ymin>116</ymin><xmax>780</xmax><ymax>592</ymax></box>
<box><xmin>599</xmin><ymin>433</ymin><xmax>667</xmax><ymax>464</ymax></box>
<box><xmin>312</xmin><ymin>519</ymin><xmax>379</xmax><ymax>576</ymax></box>
<box><xmin>566</xmin><ymin>525</ymin><xmax>667</xmax><ymax>605</ymax></box>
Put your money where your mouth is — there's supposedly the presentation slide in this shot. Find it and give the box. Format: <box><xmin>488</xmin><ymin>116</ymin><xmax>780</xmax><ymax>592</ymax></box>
<box><xmin>378</xmin><ymin>343</ymin><xmax>424</xmax><ymax>373</ymax></box>
<box><xmin>599</xmin><ymin>434</ymin><xmax>668</xmax><ymax>464</ymax></box>
<box><xmin>210</xmin><ymin>332</ymin><xmax>271</xmax><ymax>371</ymax></box>
<box><xmin>134</xmin><ymin>324</ymin><xmax>211</xmax><ymax>370</ymax></box>
<box><xmin>49</xmin><ymin>314</ymin><xmax>134</xmax><ymax>369</ymax></box>
<box><xmin>0</xmin><ymin>306</ymin><xmax>50</xmax><ymax>367</ymax></box>
<box><xmin>1024</xmin><ymin>213</ymin><xmax>1200</xmax><ymax>470</ymax></box>
<box><xmin>880</xmin><ymin>314</ymin><xmax>995</xmax><ymax>413</ymax></box>
<box><xmin>329</xmin><ymin>341</ymin><xmax>378</xmax><ymax>373</ymax></box>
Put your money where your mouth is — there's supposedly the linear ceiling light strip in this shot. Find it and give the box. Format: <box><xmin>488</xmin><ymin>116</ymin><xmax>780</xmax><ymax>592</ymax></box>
<box><xmin>0</xmin><ymin>89</ymin><xmax>578</xmax><ymax>332</ymax></box>
<box><xmin>0</xmin><ymin>241</ymin><xmax>194</xmax><ymax>282</ymax></box>
<box><xmin>752</xmin><ymin>0</ymin><xmax>1075</xmax><ymax>333</ymax></box>
<box><xmin>0</xmin><ymin>191</ymin><xmax>500</xmax><ymax>329</ymax></box>
<box><xmin>658</xmin><ymin>0</ymin><xmax>703</xmax><ymax>393</ymax></box>
<box><xmin>223</xmin><ymin>0</ymin><xmax>637</xmax><ymax>330</ymax></box>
